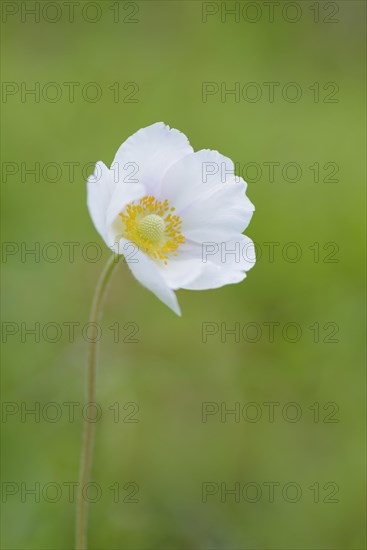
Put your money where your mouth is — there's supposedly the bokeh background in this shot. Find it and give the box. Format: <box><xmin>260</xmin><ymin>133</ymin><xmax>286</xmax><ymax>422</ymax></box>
<box><xmin>1</xmin><ymin>1</ymin><xmax>366</xmax><ymax>548</ymax></box>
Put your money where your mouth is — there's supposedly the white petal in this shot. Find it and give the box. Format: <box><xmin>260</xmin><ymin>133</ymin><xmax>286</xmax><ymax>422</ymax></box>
<box><xmin>161</xmin><ymin>236</ymin><xmax>256</xmax><ymax>290</ymax></box>
<box><xmin>117</xmin><ymin>238</ymin><xmax>181</xmax><ymax>316</ymax></box>
<box><xmin>112</xmin><ymin>122</ymin><xmax>193</xmax><ymax>197</ymax></box>
<box><xmin>201</xmin><ymin>234</ymin><xmax>256</xmax><ymax>272</ymax></box>
<box><xmin>87</xmin><ymin>161</ymin><xmax>146</xmax><ymax>248</ymax></box>
<box><xmin>158</xmin><ymin>149</ymin><xmax>254</xmax><ymax>242</ymax></box>
<box><xmin>159</xmin><ymin>258</ymin><xmax>204</xmax><ymax>290</ymax></box>
<box><xmin>182</xmin><ymin>178</ymin><xmax>254</xmax><ymax>243</ymax></box>
<box><xmin>158</xmin><ymin>149</ymin><xmax>241</xmax><ymax>212</ymax></box>
<box><xmin>182</xmin><ymin>263</ymin><xmax>247</xmax><ymax>290</ymax></box>
<box><xmin>87</xmin><ymin>161</ymin><xmax>115</xmax><ymax>243</ymax></box>
<box><xmin>162</xmin><ymin>255</ymin><xmax>247</xmax><ymax>291</ymax></box>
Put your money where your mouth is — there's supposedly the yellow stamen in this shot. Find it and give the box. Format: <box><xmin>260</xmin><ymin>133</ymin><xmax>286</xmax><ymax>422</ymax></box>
<box><xmin>119</xmin><ymin>196</ymin><xmax>185</xmax><ymax>263</ymax></box>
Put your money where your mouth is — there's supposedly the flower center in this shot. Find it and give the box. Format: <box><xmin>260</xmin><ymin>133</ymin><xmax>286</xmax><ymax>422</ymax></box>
<box><xmin>119</xmin><ymin>196</ymin><xmax>185</xmax><ymax>263</ymax></box>
<box><xmin>137</xmin><ymin>214</ymin><xmax>165</xmax><ymax>243</ymax></box>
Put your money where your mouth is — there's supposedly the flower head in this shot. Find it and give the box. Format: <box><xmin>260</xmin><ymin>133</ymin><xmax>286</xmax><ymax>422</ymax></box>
<box><xmin>87</xmin><ymin>123</ymin><xmax>255</xmax><ymax>315</ymax></box>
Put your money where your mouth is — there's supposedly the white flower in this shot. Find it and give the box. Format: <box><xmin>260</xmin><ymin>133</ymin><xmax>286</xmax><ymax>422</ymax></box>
<box><xmin>87</xmin><ymin>122</ymin><xmax>255</xmax><ymax>316</ymax></box>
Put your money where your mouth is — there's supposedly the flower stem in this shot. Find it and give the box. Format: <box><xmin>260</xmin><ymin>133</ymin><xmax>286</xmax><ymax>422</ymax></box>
<box><xmin>76</xmin><ymin>253</ymin><xmax>122</xmax><ymax>550</ymax></box>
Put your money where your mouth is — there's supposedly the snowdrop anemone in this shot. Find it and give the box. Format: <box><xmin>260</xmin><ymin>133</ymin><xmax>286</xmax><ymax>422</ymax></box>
<box><xmin>76</xmin><ymin>123</ymin><xmax>255</xmax><ymax>550</ymax></box>
<box><xmin>87</xmin><ymin>122</ymin><xmax>256</xmax><ymax>316</ymax></box>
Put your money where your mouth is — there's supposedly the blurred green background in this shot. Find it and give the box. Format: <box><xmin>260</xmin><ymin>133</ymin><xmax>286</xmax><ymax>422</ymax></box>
<box><xmin>1</xmin><ymin>1</ymin><xmax>366</xmax><ymax>549</ymax></box>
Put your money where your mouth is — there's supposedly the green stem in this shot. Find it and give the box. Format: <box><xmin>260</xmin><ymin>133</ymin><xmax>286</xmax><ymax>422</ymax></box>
<box><xmin>76</xmin><ymin>253</ymin><xmax>122</xmax><ymax>550</ymax></box>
